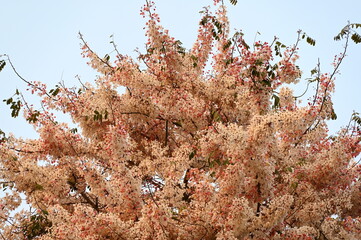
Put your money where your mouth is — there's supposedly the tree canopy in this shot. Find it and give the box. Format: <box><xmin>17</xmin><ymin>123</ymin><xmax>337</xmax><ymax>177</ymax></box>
<box><xmin>0</xmin><ymin>1</ymin><xmax>360</xmax><ymax>239</ymax></box>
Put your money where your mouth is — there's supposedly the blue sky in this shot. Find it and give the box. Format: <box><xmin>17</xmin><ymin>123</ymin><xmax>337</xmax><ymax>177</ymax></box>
<box><xmin>1</xmin><ymin>0</ymin><xmax>361</xmax><ymax>138</ymax></box>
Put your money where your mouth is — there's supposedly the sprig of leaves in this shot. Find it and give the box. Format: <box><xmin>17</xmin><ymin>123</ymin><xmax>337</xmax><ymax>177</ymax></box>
<box><xmin>352</xmin><ymin>112</ymin><xmax>361</xmax><ymax>125</ymax></box>
<box><xmin>229</xmin><ymin>0</ymin><xmax>238</xmax><ymax>5</ymax></box>
<box><xmin>334</xmin><ymin>23</ymin><xmax>361</xmax><ymax>44</ymax></box>
<box><xmin>93</xmin><ymin>110</ymin><xmax>108</xmax><ymax>122</ymax></box>
<box><xmin>27</xmin><ymin>111</ymin><xmax>40</xmax><ymax>123</ymax></box>
<box><xmin>274</xmin><ymin>41</ymin><xmax>286</xmax><ymax>57</ymax></box>
<box><xmin>200</xmin><ymin>15</ymin><xmax>225</xmax><ymax>41</ymax></box>
<box><xmin>3</xmin><ymin>97</ymin><xmax>21</xmax><ymax>118</ymax></box>
<box><xmin>22</xmin><ymin>211</ymin><xmax>52</xmax><ymax>239</ymax></box>
<box><xmin>301</xmin><ymin>32</ymin><xmax>316</xmax><ymax>46</ymax></box>
<box><xmin>223</xmin><ymin>39</ymin><xmax>232</xmax><ymax>50</ymax></box>
<box><xmin>48</xmin><ymin>85</ymin><xmax>60</xmax><ymax>97</ymax></box>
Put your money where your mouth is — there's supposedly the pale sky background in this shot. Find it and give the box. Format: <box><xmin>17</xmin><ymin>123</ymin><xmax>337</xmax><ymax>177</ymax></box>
<box><xmin>1</xmin><ymin>0</ymin><xmax>361</xmax><ymax>139</ymax></box>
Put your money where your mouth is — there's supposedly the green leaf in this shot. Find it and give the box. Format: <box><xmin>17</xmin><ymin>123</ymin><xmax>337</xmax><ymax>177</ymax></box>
<box><xmin>211</xmin><ymin>110</ymin><xmax>221</xmax><ymax>122</ymax></box>
<box><xmin>272</xmin><ymin>94</ymin><xmax>280</xmax><ymax>109</ymax></box>
<box><xmin>335</xmin><ymin>23</ymin><xmax>361</xmax><ymax>42</ymax></box>
<box><xmin>9</xmin><ymin>100</ymin><xmax>21</xmax><ymax>118</ymax></box>
<box><xmin>0</xmin><ymin>129</ymin><xmax>7</xmax><ymax>143</ymax></box>
<box><xmin>173</xmin><ymin>121</ymin><xmax>182</xmax><ymax>127</ymax></box>
<box><xmin>229</xmin><ymin>0</ymin><xmax>238</xmax><ymax>5</ymax></box>
<box><xmin>250</xmin><ymin>68</ymin><xmax>260</xmax><ymax>77</ymax></box>
<box><xmin>213</xmin><ymin>20</ymin><xmax>223</xmax><ymax>34</ymax></box>
<box><xmin>351</xmin><ymin>32</ymin><xmax>361</xmax><ymax>44</ymax></box>
<box><xmin>261</xmin><ymin>80</ymin><xmax>271</xmax><ymax>87</ymax></box>
<box><xmin>41</xmin><ymin>210</ymin><xmax>49</xmax><ymax>215</ymax></box>
<box><xmin>297</xmin><ymin>158</ymin><xmax>306</xmax><ymax>166</ymax></box>
<box><xmin>189</xmin><ymin>151</ymin><xmax>196</xmax><ymax>160</ymax></box>
<box><xmin>190</xmin><ymin>55</ymin><xmax>198</xmax><ymax>61</ymax></box>
<box><xmin>200</xmin><ymin>16</ymin><xmax>208</xmax><ymax>26</ymax></box>
<box><xmin>33</xmin><ymin>183</ymin><xmax>44</xmax><ymax>191</ymax></box>
<box><xmin>350</xmin><ymin>23</ymin><xmax>361</xmax><ymax>29</ymax></box>
<box><xmin>224</xmin><ymin>58</ymin><xmax>234</xmax><ymax>66</ymax></box>
<box><xmin>70</xmin><ymin>128</ymin><xmax>78</xmax><ymax>134</ymax></box>
<box><xmin>22</xmin><ymin>212</ymin><xmax>52</xmax><ymax>239</ymax></box>
<box><xmin>334</xmin><ymin>35</ymin><xmax>341</xmax><ymax>41</ymax></box>
<box><xmin>255</xmin><ymin>59</ymin><xmax>263</xmax><ymax>66</ymax></box>
<box><xmin>6</xmin><ymin>98</ymin><xmax>13</xmax><ymax>105</ymax></box>
<box><xmin>0</xmin><ymin>60</ymin><xmax>6</xmax><ymax>72</ymax></box>
<box><xmin>191</xmin><ymin>55</ymin><xmax>198</xmax><ymax>67</ymax></box>
<box><xmin>93</xmin><ymin>110</ymin><xmax>108</xmax><ymax>122</ymax></box>
<box><xmin>306</xmin><ymin>36</ymin><xmax>316</xmax><ymax>46</ymax></box>
<box><xmin>308</xmin><ymin>77</ymin><xmax>318</xmax><ymax>83</ymax></box>
<box><xmin>241</xmin><ymin>39</ymin><xmax>250</xmax><ymax>50</ymax></box>
<box><xmin>331</xmin><ymin>108</ymin><xmax>337</xmax><ymax>120</ymax></box>
<box><xmin>212</xmin><ymin>29</ymin><xmax>220</xmax><ymax>41</ymax></box>
<box><xmin>310</xmin><ymin>68</ymin><xmax>318</xmax><ymax>75</ymax></box>
<box><xmin>104</xmin><ymin>54</ymin><xmax>110</xmax><ymax>62</ymax></box>
<box><xmin>274</xmin><ymin>42</ymin><xmax>286</xmax><ymax>57</ymax></box>
<box><xmin>352</xmin><ymin>112</ymin><xmax>361</xmax><ymax>125</ymax></box>
<box><xmin>222</xmin><ymin>159</ymin><xmax>230</xmax><ymax>166</ymax></box>
<box><xmin>274</xmin><ymin>45</ymin><xmax>282</xmax><ymax>57</ymax></box>
<box><xmin>275</xmin><ymin>41</ymin><xmax>286</xmax><ymax>48</ymax></box>
<box><xmin>175</xmin><ymin>40</ymin><xmax>183</xmax><ymax>45</ymax></box>
<box><xmin>290</xmin><ymin>182</ymin><xmax>298</xmax><ymax>190</ymax></box>
<box><xmin>223</xmin><ymin>40</ymin><xmax>232</xmax><ymax>50</ymax></box>
<box><xmin>49</xmin><ymin>87</ymin><xmax>60</xmax><ymax>96</ymax></box>
<box><xmin>334</xmin><ymin>25</ymin><xmax>350</xmax><ymax>41</ymax></box>
<box><xmin>26</xmin><ymin>111</ymin><xmax>40</xmax><ymax>123</ymax></box>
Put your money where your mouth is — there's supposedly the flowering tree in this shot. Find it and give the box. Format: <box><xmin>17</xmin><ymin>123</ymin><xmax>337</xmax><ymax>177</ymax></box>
<box><xmin>1</xmin><ymin>1</ymin><xmax>361</xmax><ymax>239</ymax></box>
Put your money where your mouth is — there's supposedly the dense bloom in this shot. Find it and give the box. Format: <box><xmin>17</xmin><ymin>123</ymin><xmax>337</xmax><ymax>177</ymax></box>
<box><xmin>0</xmin><ymin>1</ymin><xmax>360</xmax><ymax>239</ymax></box>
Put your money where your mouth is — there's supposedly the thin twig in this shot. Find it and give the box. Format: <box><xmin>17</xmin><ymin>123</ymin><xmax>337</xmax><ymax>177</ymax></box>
<box><xmin>312</xmin><ymin>59</ymin><xmax>321</xmax><ymax>106</ymax></box>
<box><xmin>4</xmin><ymin>55</ymin><xmax>54</xmax><ymax>99</ymax></box>
<box><xmin>165</xmin><ymin>120</ymin><xmax>169</xmax><ymax>147</ymax></box>
<box><xmin>75</xmin><ymin>75</ymin><xmax>89</xmax><ymax>90</ymax></box>
<box><xmin>79</xmin><ymin>32</ymin><xmax>114</xmax><ymax>73</ymax></box>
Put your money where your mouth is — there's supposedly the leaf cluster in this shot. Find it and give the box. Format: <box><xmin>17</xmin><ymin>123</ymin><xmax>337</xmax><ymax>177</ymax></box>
<box><xmin>3</xmin><ymin>97</ymin><xmax>21</xmax><ymax>118</ymax></box>
<box><xmin>21</xmin><ymin>212</ymin><xmax>52</xmax><ymax>240</ymax></box>
<box><xmin>200</xmin><ymin>15</ymin><xmax>224</xmax><ymax>41</ymax></box>
<box><xmin>3</xmin><ymin>89</ymin><xmax>21</xmax><ymax>118</ymax></box>
<box><xmin>229</xmin><ymin>0</ymin><xmax>237</xmax><ymax>5</ymax></box>
<box><xmin>301</xmin><ymin>32</ymin><xmax>316</xmax><ymax>46</ymax></box>
<box><xmin>93</xmin><ymin>110</ymin><xmax>108</xmax><ymax>122</ymax></box>
<box><xmin>274</xmin><ymin>41</ymin><xmax>286</xmax><ymax>57</ymax></box>
<box><xmin>352</xmin><ymin>112</ymin><xmax>361</xmax><ymax>126</ymax></box>
<box><xmin>26</xmin><ymin>111</ymin><xmax>40</xmax><ymax>123</ymax></box>
<box><xmin>48</xmin><ymin>86</ymin><xmax>60</xmax><ymax>97</ymax></box>
<box><xmin>334</xmin><ymin>23</ymin><xmax>361</xmax><ymax>44</ymax></box>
